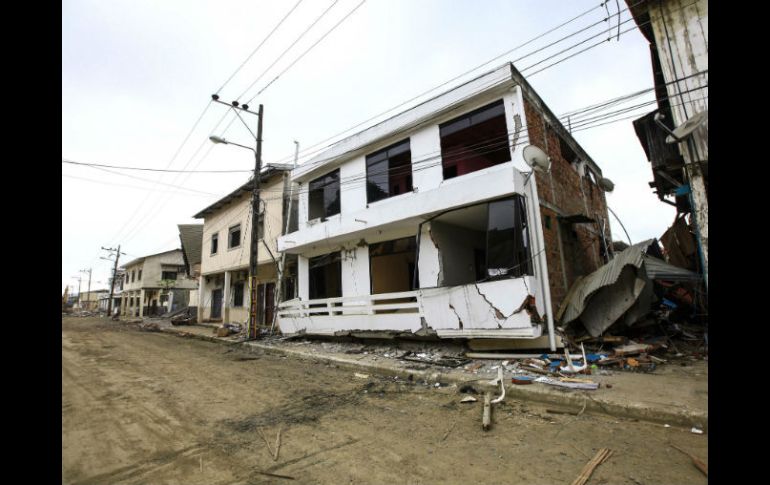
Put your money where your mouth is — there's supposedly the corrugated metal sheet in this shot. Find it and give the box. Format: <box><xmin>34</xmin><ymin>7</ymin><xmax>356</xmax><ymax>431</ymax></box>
<box><xmin>178</xmin><ymin>224</ymin><xmax>203</xmax><ymax>267</ymax></box>
<box><xmin>560</xmin><ymin>239</ymin><xmax>653</xmax><ymax>325</ymax></box>
<box><xmin>643</xmin><ymin>255</ymin><xmax>700</xmax><ymax>281</ymax></box>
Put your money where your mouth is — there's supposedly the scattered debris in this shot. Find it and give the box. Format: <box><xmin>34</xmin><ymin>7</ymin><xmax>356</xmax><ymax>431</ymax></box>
<box><xmin>690</xmin><ymin>427</ymin><xmax>703</xmax><ymax>435</ymax></box>
<box><xmin>511</xmin><ymin>376</ymin><xmax>534</xmax><ymax>385</ymax></box>
<box><xmin>399</xmin><ymin>351</ymin><xmax>471</xmax><ymax>368</ymax></box>
<box><xmin>670</xmin><ymin>444</ymin><xmax>708</xmax><ymax>477</ymax></box>
<box><xmin>535</xmin><ymin>377</ymin><xmax>599</xmax><ymax>390</ymax></box>
<box><xmin>354</xmin><ymin>373</ymin><xmax>370</xmax><ymax>379</ymax></box>
<box><xmin>490</xmin><ymin>367</ymin><xmax>506</xmax><ymax>404</ymax></box>
<box><xmin>460</xmin><ymin>396</ymin><xmax>478</xmax><ymax>403</ymax></box>
<box><xmin>571</xmin><ymin>448</ymin><xmax>613</xmax><ymax>485</ymax></box>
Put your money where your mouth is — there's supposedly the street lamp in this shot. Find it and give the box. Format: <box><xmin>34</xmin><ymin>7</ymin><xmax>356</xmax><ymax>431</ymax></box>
<box><xmin>209</xmin><ymin>103</ymin><xmax>264</xmax><ymax>340</ymax></box>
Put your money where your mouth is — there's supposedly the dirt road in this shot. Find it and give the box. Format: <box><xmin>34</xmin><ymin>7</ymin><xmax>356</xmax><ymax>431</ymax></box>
<box><xmin>62</xmin><ymin>317</ymin><xmax>707</xmax><ymax>484</ymax></box>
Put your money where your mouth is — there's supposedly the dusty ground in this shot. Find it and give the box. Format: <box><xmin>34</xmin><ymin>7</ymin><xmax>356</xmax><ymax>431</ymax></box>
<box><xmin>62</xmin><ymin>317</ymin><xmax>707</xmax><ymax>485</ymax></box>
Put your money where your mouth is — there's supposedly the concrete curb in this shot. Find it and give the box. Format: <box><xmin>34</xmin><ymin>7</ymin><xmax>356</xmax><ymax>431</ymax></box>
<box><xmin>160</xmin><ymin>327</ymin><xmax>708</xmax><ymax>432</ymax></box>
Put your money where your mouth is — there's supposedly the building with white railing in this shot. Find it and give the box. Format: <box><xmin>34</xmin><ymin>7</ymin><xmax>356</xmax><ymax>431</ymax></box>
<box><xmin>277</xmin><ymin>64</ymin><xmax>614</xmax><ymax>349</ymax></box>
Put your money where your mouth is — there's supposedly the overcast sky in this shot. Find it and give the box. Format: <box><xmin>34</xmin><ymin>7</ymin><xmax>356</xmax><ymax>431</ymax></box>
<box><xmin>62</xmin><ymin>0</ymin><xmax>676</xmax><ymax>294</ymax></box>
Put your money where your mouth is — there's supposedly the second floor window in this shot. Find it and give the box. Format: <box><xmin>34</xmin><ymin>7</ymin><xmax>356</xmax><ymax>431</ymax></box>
<box><xmin>138</xmin><ymin>269</ymin><xmax>142</xmax><ymax>281</ymax></box>
<box><xmin>161</xmin><ymin>271</ymin><xmax>177</xmax><ymax>280</ymax></box>
<box><xmin>440</xmin><ymin>99</ymin><xmax>511</xmax><ymax>180</ymax></box>
<box><xmin>229</xmin><ymin>224</ymin><xmax>241</xmax><ymax>249</ymax></box>
<box><xmin>211</xmin><ymin>233</ymin><xmax>219</xmax><ymax>254</ymax></box>
<box><xmin>366</xmin><ymin>139</ymin><xmax>412</xmax><ymax>203</ymax></box>
<box><xmin>131</xmin><ymin>270</ymin><xmax>136</xmax><ymax>282</ymax></box>
<box><xmin>308</xmin><ymin>169</ymin><xmax>340</xmax><ymax>220</ymax></box>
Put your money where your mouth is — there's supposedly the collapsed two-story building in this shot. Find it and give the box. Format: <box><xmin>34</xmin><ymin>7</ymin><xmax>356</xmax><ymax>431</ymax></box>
<box><xmin>193</xmin><ymin>165</ymin><xmax>294</xmax><ymax>325</ymax></box>
<box><xmin>276</xmin><ymin>63</ymin><xmax>614</xmax><ymax>350</ymax></box>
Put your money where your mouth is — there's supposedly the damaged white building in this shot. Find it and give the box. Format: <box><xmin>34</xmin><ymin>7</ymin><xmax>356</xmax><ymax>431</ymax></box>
<box><xmin>277</xmin><ymin>63</ymin><xmax>615</xmax><ymax>350</ymax></box>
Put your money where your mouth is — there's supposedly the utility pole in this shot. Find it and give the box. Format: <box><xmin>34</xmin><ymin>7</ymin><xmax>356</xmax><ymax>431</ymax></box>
<box><xmin>272</xmin><ymin>140</ymin><xmax>299</xmax><ymax>334</ymax></box>
<box><xmin>80</xmin><ymin>268</ymin><xmax>92</xmax><ymax>310</ymax></box>
<box><xmin>101</xmin><ymin>245</ymin><xmax>125</xmax><ymax>317</ymax></box>
<box><xmin>248</xmin><ymin>104</ymin><xmax>264</xmax><ymax>340</ymax></box>
<box><xmin>72</xmin><ymin>275</ymin><xmax>82</xmax><ymax>309</ymax></box>
<box><xmin>208</xmin><ymin>96</ymin><xmax>263</xmax><ymax>339</ymax></box>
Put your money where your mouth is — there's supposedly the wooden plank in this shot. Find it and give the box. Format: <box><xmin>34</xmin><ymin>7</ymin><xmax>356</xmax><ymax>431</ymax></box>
<box><xmin>482</xmin><ymin>392</ymin><xmax>492</xmax><ymax>431</ymax></box>
<box><xmin>571</xmin><ymin>448</ymin><xmax>613</xmax><ymax>485</ymax></box>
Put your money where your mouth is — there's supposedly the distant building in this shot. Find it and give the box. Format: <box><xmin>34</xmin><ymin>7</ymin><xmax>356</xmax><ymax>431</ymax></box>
<box><xmin>119</xmin><ymin>249</ymin><xmax>197</xmax><ymax>317</ymax></box>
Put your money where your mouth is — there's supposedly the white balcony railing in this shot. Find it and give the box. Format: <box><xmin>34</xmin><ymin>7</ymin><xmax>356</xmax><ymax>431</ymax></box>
<box><xmin>277</xmin><ymin>290</ymin><xmax>421</xmax><ymax>319</ymax></box>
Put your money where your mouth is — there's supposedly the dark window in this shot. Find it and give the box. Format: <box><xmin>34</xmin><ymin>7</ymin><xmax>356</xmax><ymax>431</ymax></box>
<box><xmin>308</xmin><ymin>169</ymin><xmax>340</xmax><ymax>220</ymax></box>
<box><xmin>308</xmin><ymin>252</ymin><xmax>342</xmax><ymax>300</ymax></box>
<box><xmin>559</xmin><ymin>134</ymin><xmax>578</xmax><ymax>164</ymax></box>
<box><xmin>233</xmin><ymin>282</ymin><xmax>244</xmax><ymax>307</ymax></box>
<box><xmin>257</xmin><ymin>213</ymin><xmax>264</xmax><ymax>239</ymax></box>
<box><xmin>366</xmin><ymin>139</ymin><xmax>412</xmax><ymax>203</ymax></box>
<box><xmin>138</xmin><ymin>269</ymin><xmax>142</xmax><ymax>281</ymax></box>
<box><xmin>486</xmin><ymin>196</ymin><xmax>532</xmax><ymax>278</ymax></box>
<box><xmin>369</xmin><ymin>237</ymin><xmax>417</xmax><ymax>294</ymax></box>
<box><xmin>281</xmin><ymin>254</ymin><xmax>299</xmax><ymax>302</ymax></box>
<box><xmin>228</xmin><ymin>224</ymin><xmax>241</xmax><ymax>249</ymax></box>
<box><xmin>161</xmin><ymin>271</ymin><xmax>177</xmax><ymax>280</ymax></box>
<box><xmin>211</xmin><ymin>233</ymin><xmax>218</xmax><ymax>254</ymax></box>
<box><xmin>440</xmin><ymin>99</ymin><xmax>511</xmax><ymax>180</ymax></box>
<box><xmin>429</xmin><ymin>195</ymin><xmax>532</xmax><ymax>286</ymax></box>
<box><xmin>131</xmin><ymin>270</ymin><xmax>135</xmax><ymax>282</ymax></box>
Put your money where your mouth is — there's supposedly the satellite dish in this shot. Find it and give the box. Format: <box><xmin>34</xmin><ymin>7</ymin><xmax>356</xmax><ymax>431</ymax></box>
<box><xmin>522</xmin><ymin>145</ymin><xmax>551</xmax><ymax>173</ymax></box>
<box><xmin>666</xmin><ymin>110</ymin><xmax>708</xmax><ymax>144</ymax></box>
<box><xmin>598</xmin><ymin>177</ymin><xmax>615</xmax><ymax>192</ymax></box>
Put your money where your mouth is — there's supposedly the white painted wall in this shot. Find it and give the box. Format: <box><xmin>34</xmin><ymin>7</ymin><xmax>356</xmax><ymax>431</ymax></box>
<box><xmin>276</xmin><ymin>68</ymin><xmax>551</xmax><ymax>340</ymax></box>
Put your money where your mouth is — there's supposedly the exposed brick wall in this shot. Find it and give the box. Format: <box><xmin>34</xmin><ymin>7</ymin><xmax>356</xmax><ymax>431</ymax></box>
<box><xmin>524</xmin><ymin>97</ymin><xmax>611</xmax><ymax>318</ymax></box>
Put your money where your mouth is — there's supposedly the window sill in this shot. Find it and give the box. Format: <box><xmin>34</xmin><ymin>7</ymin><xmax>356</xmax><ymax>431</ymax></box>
<box><xmin>366</xmin><ymin>189</ymin><xmax>415</xmax><ymax>208</ymax></box>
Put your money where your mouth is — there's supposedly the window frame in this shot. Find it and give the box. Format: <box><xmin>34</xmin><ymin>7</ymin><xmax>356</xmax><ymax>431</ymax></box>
<box><xmin>211</xmin><ymin>232</ymin><xmax>219</xmax><ymax>255</ymax></box>
<box><xmin>308</xmin><ymin>251</ymin><xmax>343</xmax><ymax>300</ymax></box>
<box><xmin>439</xmin><ymin>99</ymin><xmax>511</xmax><ymax>181</ymax></box>
<box><xmin>233</xmin><ymin>281</ymin><xmax>245</xmax><ymax>307</ymax></box>
<box><xmin>161</xmin><ymin>271</ymin><xmax>178</xmax><ymax>281</ymax></box>
<box><xmin>228</xmin><ymin>224</ymin><xmax>241</xmax><ymax>250</ymax></box>
<box><xmin>308</xmin><ymin>169</ymin><xmax>341</xmax><ymax>221</ymax></box>
<box><xmin>365</xmin><ymin>139</ymin><xmax>413</xmax><ymax>204</ymax></box>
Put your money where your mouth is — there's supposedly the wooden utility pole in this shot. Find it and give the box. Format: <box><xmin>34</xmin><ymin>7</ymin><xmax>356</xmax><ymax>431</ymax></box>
<box><xmin>272</xmin><ymin>140</ymin><xmax>299</xmax><ymax>334</ymax></box>
<box><xmin>80</xmin><ymin>268</ymin><xmax>92</xmax><ymax>309</ymax></box>
<box><xmin>102</xmin><ymin>245</ymin><xmax>124</xmax><ymax>316</ymax></box>
<box><xmin>248</xmin><ymin>104</ymin><xmax>264</xmax><ymax>340</ymax></box>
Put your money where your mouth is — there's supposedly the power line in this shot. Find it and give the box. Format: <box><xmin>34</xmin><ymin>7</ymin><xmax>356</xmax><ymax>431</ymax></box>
<box><xmin>265</xmin><ymin>1</ymin><xmax>614</xmax><ymax>167</ymax></box>
<box><xmin>215</xmin><ymin>0</ymin><xmax>306</xmax><ymax>95</ymax></box>
<box><xmin>281</xmin><ymin>0</ymin><xmax>694</xmax><ymax>173</ymax></box>
<box><xmin>244</xmin><ymin>0</ymin><xmax>367</xmax><ymax>104</ymax></box>
<box><xmin>62</xmin><ymin>159</ymin><xmax>250</xmax><ymax>173</ymax></box>
<box><xmin>61</xmin><ymin>173</ymin><xmax>218</xmax><ymax>198</ymax></box>
<box><xmin>236</xmin><ymin>0</ymin><xmax>340</xmax><ymax>100</ymax></box>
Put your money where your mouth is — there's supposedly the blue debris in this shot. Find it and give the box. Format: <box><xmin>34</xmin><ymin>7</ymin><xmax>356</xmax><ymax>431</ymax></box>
<box><xmin>548</xmin><ymin>360</ymin><xmax>562</xmax><ymax>369</ymax></box>
<box><xmin>585</xmin><ymin>353</ymin><xmax>607</xmax><ymax>363</ymax></box>
<box><xmin>662</xmin><ymin>298</ymin><xmax>678</xmax><ymax>309</ymax></box>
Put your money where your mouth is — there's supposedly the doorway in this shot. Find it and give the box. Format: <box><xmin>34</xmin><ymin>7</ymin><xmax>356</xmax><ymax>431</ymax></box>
<box><xmin>211</xmin><ymin>289</ymin><xmax>223</xmax><ymax>319</ymax></box>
